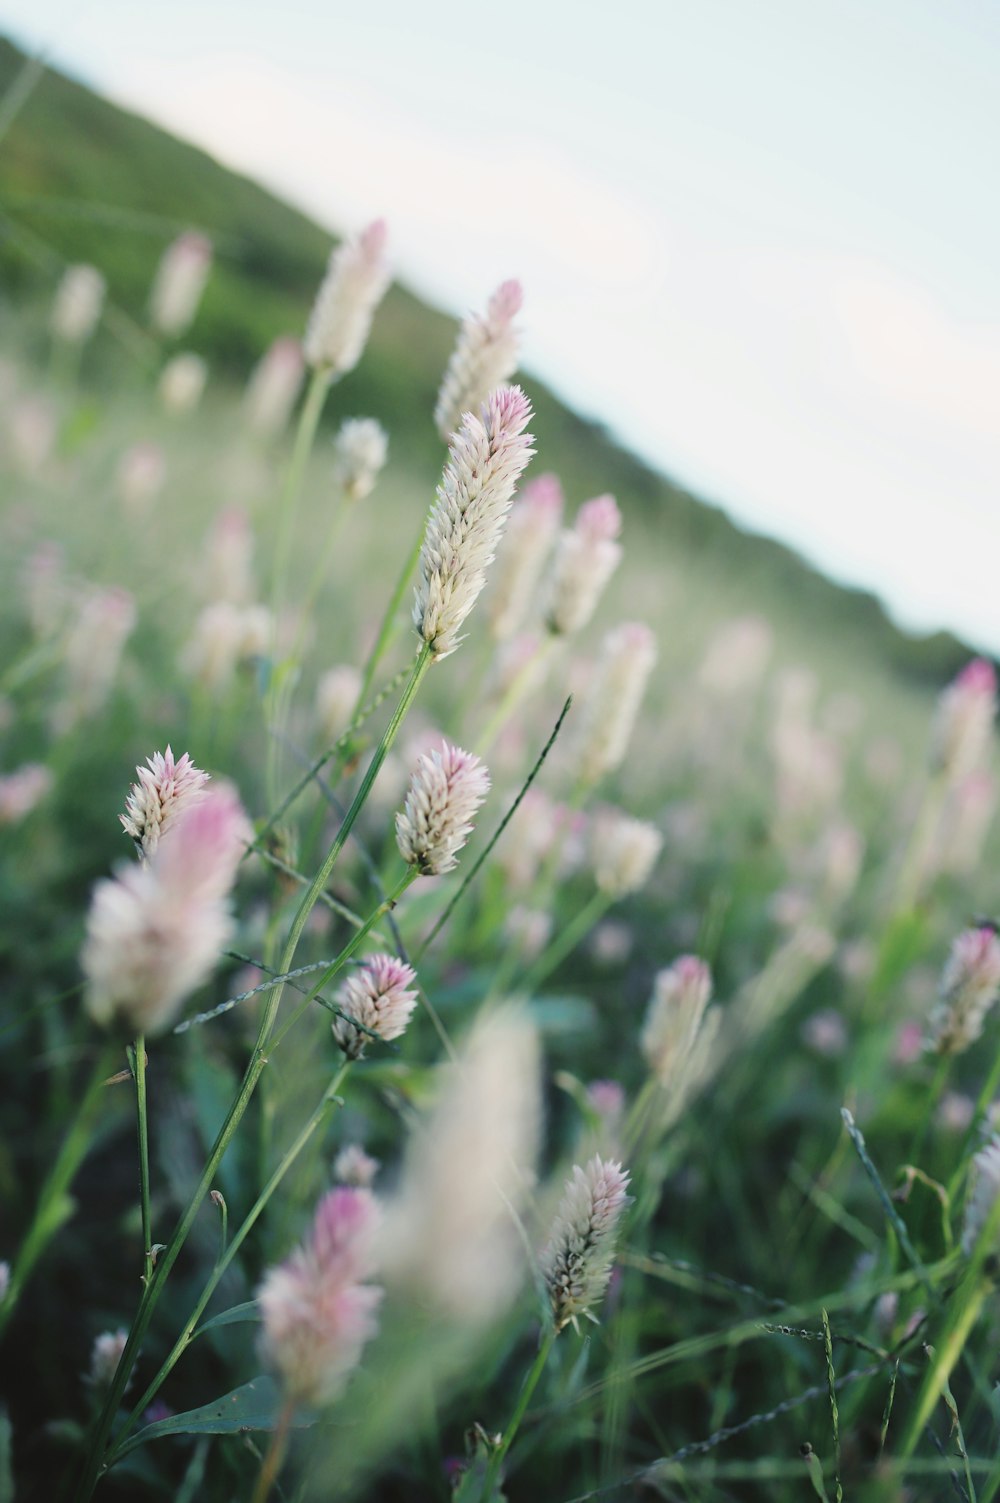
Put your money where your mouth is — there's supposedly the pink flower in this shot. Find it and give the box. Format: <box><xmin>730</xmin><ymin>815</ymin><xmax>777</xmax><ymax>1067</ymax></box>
<box><xmin>931</xmin><ymin>658</ymin><xmax>996</xmax><ymax>781</ymax></box>
<box><xmin>120</xmin><ymin>747</ymin><xmax>210</xmax><ymax>862</ymax></box>
<box><xmin>149</xmin><ymin>231</ymin><xmax>212</xmax><ymax>337</ymax></box>
<box><xmin>926</xmin><ymin>924</ymin><xmax>1000</xmax><ymax>1055</ymax></box>
<box><xmin>333</xmin><ymin>954</ymin><xmax>419</xmax><ymax>1059</ymax></box>
<box><xmin>434</xmin><ymin>278</ymin><xmax>523</xmax><ymax>441</ymax></box>
<box><xmin>545</xmin><ymin>495</ymin><xmax>623</xmax><ymax>635</ymax></box>
<box><xmin>396</xmin><ymin>741</ymin><xmax>491</xmax><ymax>875</ymax></box>
<box><xmin>0</xmin><ymin>763</ymin><xmax>52</xmax><ymax>825</ymax></box>
<box><xmin>258</xmin><ymin>1187</ymin><xmax>382</xmax><ymax>1405</ymax></box>
<box><xmin>304</xmin><ymin>220</ymin><xmax>390</xmax><ymax>375</ymax></box>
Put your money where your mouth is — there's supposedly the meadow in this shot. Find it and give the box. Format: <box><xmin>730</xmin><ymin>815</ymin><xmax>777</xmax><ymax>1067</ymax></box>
<box><xmin>2</xmin><ymin>37</ymin><xmax>1000</xmax><ymax>1503</ymax></box>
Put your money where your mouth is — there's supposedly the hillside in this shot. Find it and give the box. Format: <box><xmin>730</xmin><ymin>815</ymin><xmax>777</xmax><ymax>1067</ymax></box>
<box><xmin>0</xmin><ymin>33</ymin><xmax>974</xmax><ymax>687</ymax></box>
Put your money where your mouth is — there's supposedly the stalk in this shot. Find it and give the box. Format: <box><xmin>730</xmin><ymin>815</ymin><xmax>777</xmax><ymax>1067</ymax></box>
<box><xmin>353</xmin><ymin>525</ymin><xmax>424</xmax><ymax>712</ymax></box>
<box><xmin>128</xmin><ymin>1037</ymin><xmax>153</xmax><ymax>1285</ymax></box>
<box><xmin>516</xmin><ymin>891</ymin><xmax>610</xmax><ymax>996</ymax></box>
<box><xmin>481</xmin><ymin>1328</ymin><xmax>557</xmax><ymax>1499</ymax></box>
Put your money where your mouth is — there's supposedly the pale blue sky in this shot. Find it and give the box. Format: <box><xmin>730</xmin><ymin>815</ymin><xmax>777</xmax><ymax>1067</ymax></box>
<box><xmin>2</xmin><ymin>0</ymin><xmax>998</xmax><ymax>649</ymax></box>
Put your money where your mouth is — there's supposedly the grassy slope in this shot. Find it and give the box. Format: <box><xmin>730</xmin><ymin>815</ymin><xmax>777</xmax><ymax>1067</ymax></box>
<box><xmin>0</xmin><ymin>33</ymin><xmax>975</xmax><ymax>695</ymax></box>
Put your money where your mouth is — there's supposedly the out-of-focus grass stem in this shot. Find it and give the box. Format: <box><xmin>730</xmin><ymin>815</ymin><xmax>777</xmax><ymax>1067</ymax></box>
<box><xmin>128</xmin><ymin>1036</ymin><xmax>153</xmax><ymax>1286</ymax></box>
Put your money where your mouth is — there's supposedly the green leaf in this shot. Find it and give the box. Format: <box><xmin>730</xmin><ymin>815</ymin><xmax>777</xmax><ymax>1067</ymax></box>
<box><xmin>0</xmin><ymin>1408</ymin><xmax>13</xmax><ymax>1503</ymax></box>
<box><xmin>193</xmin><ymin>1300</ymin><xmax>260</xmax><ymax>1339</ymax></box>
<box><xmin>115</xmin><ymin>1377</ymin><xmax>314</xmax><ymax>1460</ymax></box>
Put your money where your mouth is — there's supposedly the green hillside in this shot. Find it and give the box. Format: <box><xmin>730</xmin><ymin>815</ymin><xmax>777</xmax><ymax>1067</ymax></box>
<box><xmin>0</xmin><ymin>34</ymin><xmax>975</xmax><ymax>687</ymax></box>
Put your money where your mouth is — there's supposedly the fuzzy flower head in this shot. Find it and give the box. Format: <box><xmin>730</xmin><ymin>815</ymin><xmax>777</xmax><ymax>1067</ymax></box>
<box><xmin>51</xmin><ymin>263</ymin><xmax>105</xmax><ymax>345</ymax></box>
<box><xmin>641</xmin><ymin>956</ymin><xmax>713</xmax><ymax>1088</ymax></box>
<box><xmin>396</xmin><ymin>741</ymin><xmax>490</xmax><ymax>876</ymax></box>
<box><xmin>332</xmin><ymin>418</ymin><xmax>388</xmax><ymax>502</ymax></box>
<box><xmin>962</xmin><ymin>1138</ymin><xmax>1000</xmax><ymax>1257</ymax></box>
<box><xmin>258</xmin><ymin>1186</ymin><xmax>382</xmax><ymax>1406</ymax></box>
<box><xmin>590</xmin><ymin>809</ymin><xmax>663</xmax><ymax>898</ymax></box>
<box><xmin>541</xmin><ymin>1156</ymin><xmax>631</xmax><ymax>1332</ymax></box>
<box><xmin>434</xmin><ymin>279</ymin><xmax>523</xmax><ymax>441</ymax></box>
<box><xmin>413</xmin><ymin>385</ymin><xmax>534</xmax><ymax>659</ymax></box>
<box><xmin>574</xmin><ymin>622</ymin><xmax>658</xmax><ymax>786</ymax></box>
<box><xmin>333</xmin><ymin>954</ymin><xmax>419</xmax><ymax>1059</ymax></box>
<box><xmin>304</xmin><ymin>220</ymin><xmax>390</xmax><ymax>375</ymax></box>
<box><xmin>87</xmin><ymin>1329</ymin><xmax>129</xmax><ymax>1391</ymax></box>
<box><xmin>0</xmin><ymin>763</ymin><xmax>53</xmax><ymax>825</ymax></box>
<box><xmin>56</xmin><ymin>587</ymin><xmax>137</xmax><ymax>733</ymax></box>
<box><xmin>149</xmin><ymin>231</ymin><xmax>212</xmax><ymax>337</ymax></box>
<box><xmin>158</xmin><ymin>352</ymin><xmax>207</xmax><ymax>414</ymax></box>
<box><xmin>489</xmin><ymin>472</ymin><xmax>565</xmax><ymax>641</ymax></box>
<box><xmin>83</xmin><ymin>785</ymin><xmax>249</xmax><ymax>1036</ymax></box>
<box><xmin>117</xmin><ymin>442</ymin><xmax>166</xmax><ymax>517</ymax></box>
<box><xmin>244</xmin><ymin>336</ymin><xmax>304</xmax><ymax>437</ymax></box>
<box><xmin>545</xmin><ymin>494</ymin><xmax>623</xmax><ymax>636</ymax></box>
<box><xmin>334</xmin><ymin>1145</ymin><xmax>379</xmax><ymax>1188</ymax></box>
<box><xmin>120</xmin><ymin>747</ymin><xmax>210</xmax><ymax>862</ymax></box>
<box><xmin>316</xmin><ymin>664</ymin><xmax>362</xmax><ymax>745</ymax></box>
<box><xmin>926</xmin><ymin>924</ymin><xmax>1000</xmax><ymax>1055</ymax></box>
<box><xmin>931</xmin><ymin>659</ymin><xmax>997</xmax><ymax>782</ymax></box>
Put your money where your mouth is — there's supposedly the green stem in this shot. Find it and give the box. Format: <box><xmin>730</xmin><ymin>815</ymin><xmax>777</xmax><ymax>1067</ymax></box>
<box><xmin>106</xmin><ymin>1064</ymin><xmax>350</xmax><ymax>1465</ymax></box>
<box><xmin>482</xmin><ymin>1328</ymin><xmax>557</xmax><ymax>1499</ymax></box>
<box><xmin>250</xmin><ymin>1396</ymin><xmax>296</xmax><ymax>1503</ymax></box>
<box><xmin>474</xmin><ymin>638</ymin><xmax>556</xmax><ymax>756</ymax></box>
<box><xmin>269</xmin><ymin>365</ymin><xmax>331</xmax><ymax>630</ymax></box>
<box><xmin>517</xmin><ymin>891</ymin><xmax>611</xmax><ymax>996</ymax></box>
<box><xmin>898</xmin><ymin>1276</ymin><xmax>986</xmax><ymax>1460</ymax></box>
<box><xmin>895</xmin><ymin>769</ymin><xmax>948</xmax><ymax>913</ymax></box>
<box><xmin>908</xmin><ymin>1052</ymin><xmax>952</xmax><ymax>1169</ymax></box>
<box><xmin>129</xmin><ymin>1037</ymin><xmax>153</xmax><ymax>1286</ymax></box>
<box><xmin>354</xmin><ymin>524</ymin><xmax>425</xmax><ymax>712</ymax></box>
<box><xmin>0</xmin><ymin>1044</ymin><xmax>115</xmax><ymax>1340</ymax></box>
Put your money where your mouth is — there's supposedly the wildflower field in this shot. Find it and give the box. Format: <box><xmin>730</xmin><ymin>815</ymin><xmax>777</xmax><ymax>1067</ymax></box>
<box><xmin>2</xmin><ymin>37</ymin><xmax>1000</xmax><ymax>1503</ymax></box>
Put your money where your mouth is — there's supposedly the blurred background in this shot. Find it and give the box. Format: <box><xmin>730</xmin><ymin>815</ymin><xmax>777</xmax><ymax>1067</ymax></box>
<box><xmin>1</xmin><ymin>0</ymin><xmax>997</xmax><ymax>651</ymax></box>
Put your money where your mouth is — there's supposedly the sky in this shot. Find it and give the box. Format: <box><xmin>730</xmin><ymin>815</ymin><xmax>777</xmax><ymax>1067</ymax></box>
<box><xmin>2</xmin><ymin>0</ymin><xmax>999</xmax><ymax>650</ymax></box>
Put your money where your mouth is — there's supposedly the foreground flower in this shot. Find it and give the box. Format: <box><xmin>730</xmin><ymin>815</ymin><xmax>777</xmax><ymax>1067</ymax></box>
<box><xmin>51</xmin><ymin>263</ymin><xmax>105</xmax><ymax>345</ymax></box>
<box><xmin>120</xmin><ymin>747</ymin><xmax>210</xmax><ymax>862</ymax></box>
<box><xmin>541</xmin><ymin>1156</ymin><xmax>631</xmax><ymax>1331</ymax></box>
<box><xmin>574</xmin><ymin>622</ymin><xmax>658</xmax><ymax>785</ymax></box>
<box><xmin>434</xmin><ymin>279</ymin><xmax>523</xmax><ymax>441</ymax></box>
<box><xmin>149</xmin><ymin>231</ymin><xmax>212</xmax><ymax>337</ymax></box>
<box><xmin>333</xmin><ymin>954</ymin><xmax>418</xmax><ymax>1059</ymax></box>
<box><xmin>590</xmin><ymin>809</ymin><xmax>663</xmax><ymax>897</ymax></box>
<box><xmin>963</xmin><ymin>1138</ymin><xmax>1000</xmax><ymax>1256</ymax></box>
<box><xmin>413</xmin><ymin>386</ymin><xmax>534</xmax><ymax>659</ymax></box>
<box><xmin>396</xmin><ymin>741</ymin><xmax>491</xmax><ymax>875</ymax></box>
<box><xmin>926</xmin><ymin>924</ymin><xmax>1000</xmax><ymax>1055</ymax></box>
<box><xmin>258</xmin><ymin>1187</ymin><xmax>382</xmax><ymax>1406</ymax></box>
<box><xmin>641</xmin><ymin>956</ymin><xmax>713</xmax><ymax>1088</ymax></box>
<box><xmin>304</xmin><ymin>219</ymin><xmax>390</xmax><ymax>375</ymax></box>
<box><xmin>545</xmin><ymin>494</ymin><xmax>623</xmax><ymax>636</ymax></box>
<box><xmin>83</xmin><ymin>785</ymin><xmax>249</xmax><ymax>1035</ymax></box>
<box><xmin>331</xmin><ymin>417</ymin><xmax>388</xmax><ymax>502</ymax></box>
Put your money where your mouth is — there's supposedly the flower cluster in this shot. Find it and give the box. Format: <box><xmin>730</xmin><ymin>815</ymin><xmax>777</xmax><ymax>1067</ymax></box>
<box><xmin>304</xmin><ymin>220</ymin><xmax>390</xmax><ymax>375</ymax></box>
<box><xmin>541</xmin><ymin>1156</ymin><xmax>631</xmax><ymax>1331</ymax></box>
<box><xmin>120</xmin><ymin>747</ymin><xmax>210</xmax><ymax>862</ymax></box>
<box><xmin>926</xmin><ymin>924</ymin><xmax>1000</xmax><ymax>1055</ymax></box>
<box><xmin>333</xmin><ymin>954</ymin><xmax>419</xmax><ymax>1059</ymax></box>
<box><xmin>434</xmin><ymin>279</ymin><xmax>523</xmax><ymax>442</ymax></box>
<box><xmin>396</xmin><ymin>741</ymin><xmax>491</xmax><ymax>875</ymax></box>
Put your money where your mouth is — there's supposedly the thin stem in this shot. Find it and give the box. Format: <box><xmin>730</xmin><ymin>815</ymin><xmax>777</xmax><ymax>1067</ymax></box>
<box><xmin>354</xmin><ymin>524</ymin><xmax>424</xmax><ymax>711</ymax></box>
<box><xmin>107</xmin><ymin>1065</ymin><xmax>350</xmax><ymax>1464</ymax></box>
<box><xmin>130</xmin><ymin>1037</ymin><xmax>153</xmax><ymax>1286</ymax></box>
<box><xmin>475</xmin><ymin>637</ymin><xmax>556</xmax><ymax>757</ymax></box>
<box><xmin>482</xmin><ymin>1328</ymin><xmax>557</xmax><ymax>1498</ymax></box>
<box><xmin>908</xmin><ymin>1051</ymin><xmax>952</xmax><ymax>1168</ymax></box>
<box><xmin>250</xmin><ymin>1396</ymin><xmax>295</xmax><ymax>1503</ymax></box>
<box><xmin>269</xmin><ymin>365</ymin><xmax>331</xmax><ymax>629</ymax></box>
<box><xmin>517</xmin><ymin>891</ymin><xmax>610</xmax><ymax>996</ymax></box>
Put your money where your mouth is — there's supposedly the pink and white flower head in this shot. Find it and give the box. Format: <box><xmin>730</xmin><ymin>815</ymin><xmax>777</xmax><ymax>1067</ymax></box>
<box><xmin>414</xmin><ymin>386</ymin><xmax>534</xmax><ymax>659</ymax></box>
<box><xmin>149</xmin><ymin>231</ymin><xmax>212</xmax><ymax>337</ymax></box>
<box><xmin>120</xmin><ymin>747</ymin><xmax>211</xmax><ymax>862</ymax></box>
<box><xmin>304</xmin><ymin>219</ymin><xmax>390</xmax><ymax>375</ymax></box>
<box><xmin>181</xmin><ymin>602</ymin><xmax>272</xmax><ymax>690</ymax></box>
<box><xmin>87</xmin><ymin>1328</ymin><xmax>130</xmax><ymax>1391</ymax></box>
<box><xmin>590</xmin><ymin>808</ymin><xmax>663</xmax><ymax>898</ymax></box>
<box><xmin>396</xmin><ymin>741</ymin><xmax>491</xmax><ymax>876</ymax></box>
<box><xmin>316</xmin><ymin>664</ymin><xmax>363</xmax><ymax>745</ymax></box>
<box><xmin>56</xmin><ymin>586</ymin><xmax>137</xmax><ymax>732</ymax></box>
<box><xmin>962</xmin><ymin>1138</ymin><xmax>1000</xmax><ymax>1257</ymax></box>
<box><xmin>51</xmin><ymin>263</ymin><xmax>105</xmax><ymax>345</ymax></box>
<box><xmin>640</xmin><ymin>956</ymin><xmax>713</xmax><ymax>1087</ymax></box>
<box><xmin>83</xmin><ymin>784</ymin><xmax>250</xmax><ymax>1036</ymax></box>
<box><xmin>243</xmin><ymin>336</ymin><xmax>304</xmax><ymax>437</ymax></box>
<box><xmin>434</xmin><ymin>278</ymin><xmax>523</xmax><ymax>442</ymax></box>
<box><xmin>489</xmin><ymin>473</ymin><xmax>564</xmax><ymax>641</ymax></box>
<box><xmin>334</xmin><ymin>1145</ymin><xmax>379</xmax><ymax>1188</ymax></box>
<box><xmin>333</xmin><ymin>954</ymin><xmax>419</xmax><ymax>1059</ymax></box>
<box><xmin>258</xmin><ymin>1186</ymin><xmax>382</xmax><ymax>1406</ymax></box>
<box><xmin>541</xmin><ymin>1156</ymin><xmax>631</xmax><ymax>1332</ymax></box>
<box><xmin>932</xmin><ymin>658</ymin><xmax>997</xmax><ymax>782</ymax></box>
<box><xmin>926</xmin><ymin>924</ymin><xmax>1000</xmax><ymax>1055</ymax></box>
<box><xmin>331</xmin><ymin>417</ymin><xmax>388</xmax><ymax>503</ymax></box>
<box><xmin>545</xmin><ymin>494</ymin><xmax>623</xmax><ymax>636</ymax></box>
<box><xmin>0</xmin><ymin>764</ymin><xmax>53</xmax><ymax>825</ymax></box>
<box><xmin>158</xmin><ymin>352</ymin><xmax>207</xmax><ymax>414</ymax></box>
<box><xmin>574</xmin><ymin>622</ymin><xmax>658</xmax><ymax>786</ymax></box>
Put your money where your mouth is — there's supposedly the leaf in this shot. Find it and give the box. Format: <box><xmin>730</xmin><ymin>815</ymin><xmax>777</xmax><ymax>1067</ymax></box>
<box><xmin>0</xmin><ymin>1408</ymin><xmax>13</xmax><ymax>1503</ymax></box>
<box><xmin>114</xmin><ymin>1377</ymin><xmax>314</xmax><ymax>1460</ymax></box>
<box><xmin>193</xmin><ymin>1300</ymin><xmax>261</xmax><ymax>1339</ymax></box>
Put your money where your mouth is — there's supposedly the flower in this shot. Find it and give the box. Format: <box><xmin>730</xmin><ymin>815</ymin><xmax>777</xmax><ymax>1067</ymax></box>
<box><xmin>489</xmin><ymin>473</ymin><xmax>564</xmax><ymax>641</ymax></box>
<box><xmin>316</xmin><ymin>665</ymin><xmax>363</xmax><ymax>745</ymax></box>
<box><xmin>334</xmin><ymin>1145</ymin><xmax>379</xmax><ymax>1188</ymax></box>
<box><xmin>413</xmin><ymin>386</ymin><xmax>534</xmax><ymax>659</ymax></box>
<box><xmin>640</xmin><ymin>956</ymin><xmax>713</xmax><ymax>1088</ymax></box>
<box><xmin>573</xmin><ymin>622</ymin><xmax>658</xmax><ymax>785</ymax></box>
<box><xmin>541</xmin><ymin>1156</ymin><xmax>631</xmax><ymax>1331</ymax></box>
<box><xmin>158</xmin><ymin>352</ymin><xmax>207</xmax><ymax>414</ymax></box>
<box><xmin>87</xmin><ymin>1329</ymin><xmax>129</xmax><ymax>1390</ymax></box>
<box><xmin>258</xmin><ymin>1186</ymin><xmax>382</xmax><ymax>1405</ymax></box>
<box><xmin>545</xmin><ymin>495</ymin><xmax>622</xmax><ymax>636</ymax></box>
<box><xmin>434</xmin><ymin>279</ymin><xmax>523</xmax><ymax>441</ymax></box>
<box><xmin>149</xmin><ymin>231</ymin><xmax>212</xmax><ymax>337</ymax></box>
<box><xmin>333</xmin><ymin>954</ymin><xmax>419</xmax><ymax>1059</ymax></box>
<box><xmin>0</xmin><ymin>764</ymin><xmax>53</xmax><ymax>825</ymax></box>
<box><xmin>83</xmin><ymin>785</ymin><xmax>249</xmax><ymax>1036</ymax></box>
<box><xmin>120</xmin><ymin>747</ymin><xmax>210</xmax><ymax>862</ymax></box>
<box><xmin>962</xmin><ymin>1138</ymin><xmax>1000</xmax><ymax>1257</ymax></box>
<box><xmin>304</xmin><ymin>220</ymin><xmax>390</xmax><ymax>375</ymax></box>
<box><xmin>396</xmin><ymin>741</ymin><xmax>491</xmax><ymax>875</ymax></box>
<box><xmin>243</xmin><ymin>336</ymin><xmax>304</xmax><ymax>437</ymax></box>
<box><xmin>926</xmin><ymin>924</ymin><xmax>1000</xmax><ymax>1055</ymax></box>
<box><xmin>51</xmin><ymin>264</ymin><xmax>105</xmax><ymax>344</ymax></box>
<box><xmin>331</xmin><ymin>418</ymin><xmax>388</xmax><ymax>502</ymax></box>
<box><xmin>590</xmin><ymin>809</ymin><xmax>662</xmax><ymax>897</ymax></box>
<box><xmin>56</xmin><ymin>587</ymin><xmax>137</xmax><ymax>732</ymax></box>
<box><xmin>931</xmin><ymin>658</ymin><xmax>996</xmax><ymax>782</ymax></box>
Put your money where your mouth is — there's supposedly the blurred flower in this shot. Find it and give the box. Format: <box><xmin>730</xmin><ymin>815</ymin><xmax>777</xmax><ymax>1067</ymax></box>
<box><xmin>334</xmin><ymin>1145</ymin><xmax>379</xmax><ymax>1188</ymax></box>
<box><xmin>413</xmin><ymin>386</ymin><xmax>534</xmax><ymax>659</ymax></box>
<box><xmin>640</xmin><ymin>956</ymin><xmax>713</xmax><ymax>1088</ymax></box>
<box><xmin>396</xmin><ymin>741</ymin><xmax>490</xmax><ymax>876</ymax></box>
<box><xmin>893</xmin><ymin>1020</ymin><xmax>925</xmax><ymax>1067</ymax></box>
<box><xmin>962</xmin><ymin>1138</ymin><xmax>1000</xmax><ymax>1257</ymax></box>
<box><xmin>8</xmin><ymin>395</ymin><xmax>56</xmax><ymax>473</ymax></box>
<box><xmin>331</xmin><ymin>417</ymin><xmax>388</xmax><ymax>502</ymax></box>
<box><xmin>204</xmin><ymin>507</ymin><xmax>256</xmax><ymax>605</ymax></box>
<box><xmin>316</xmin><ymin>665</ymin><xmax>362</xmax><ymax>745</ymax></box>
<box><xmin>304</xmin><ymin>219</ymin><xmax>390</xmax><ymax>375</ymax></box>
<box><xmin>573</xmin><ymin>621</ymin><xmax>658</xmax><ymax>786</ymax></box>
<box><xmin>56</xmin><ymin>586</ymin><xmax>136</xmax><ymax>733</ymax></box>
<box><xmin>931</xmin><ymin>658</ymin><xmax>996</xmax><ymax>782</ymax></box>
<box><xmin>86</xmin><ymin>1329</ymin><xmax>129</xmax><ymax>1391</ymax></box>
<box><xmin>801</xmin><ymin>1008</ymin><xmax>849</xmax><ymax>1058</ymax></box>
<box><xmin>149</xmin><ymin>231</ymin><xmax>212</xmax><ymax>337</ymax></box>
<box><xmin>181</xmin><ymin>602</ymin><xmax>271</xmax><ymax>690</ymax></box>
<box><xmin>116</xmin><ymin>442</ymin><xmax>166</xmax><ymax>517</ymax></box>
<box><xmin>586</xmin><ymin>1080</ymin><xmax>626</xmax><ymax>1133</ymax></box>
<box><xmin>937</xmin><ymin>1091</ymin><xmax>976</xmax><ymax>1133</ymax></box>
<box><xmin>504</xmin><ymin>905</ymin><xmax>552</xmax><ymax>961</ymax></box>
<box><xmin>0</xmin><ymin>764</ymin><xmax>53</xmax><ymax>825</ymax></box>
<box><xmin>545</xmin><ymin>494</ymin><xmax>623</xmax><ymax>636</ymax></box>
<box><xmin>333</xmin><ymin>954</ymin><xmax>418</xmax><ymax>1059</ymax></box>
<box><xmin>938</xmin><ymin>772</ymin><xmax>998</xmax><ymax>877</ymax></box>
<box><xmin>816</xmin><ymin>821</ymin><xmax>865</xmax><ymax>903</ymax></box>
<box><xmin>589</xmin><ymin>919</ymin><xmax>634</xmax><ymax>966</ymax></box>
<box><xmin>926</xmin><ymin>924</ymin><xmax>1000</xmax><ymax>1055</ymax></box>
<box><xmin>120</xmin><ymin>747</ymin><xmax>210</xmax><ymax>862</ymax></box>
<box><xmin>22</xmin><ymin>541</ymin><xmax>68</xmax><ymax>639</ymax></box>
<box><xmin>434</xmin><ymin>278</ymin><xmax>523</xmax><ymax>442</ymax></box>
<box><xmin>50</xmin><ymin>263</ymin><xmax>105</xmax><ymax>345</ymax></box>
<box><xmin>258</xmin><ymin>1186</ymin><xmax>382</xmax><ymax>1406</ymax></box>
<box><xmin>541</xmin><ymin>1156</ymin><xmax>631</xmax><ymax>1332</ymax></box>
<box><xmin>383</xmin><ymin>1007</ymin><xmax>541</xmax><ymax>1324</ymax></box>
<box><xmin>590</xmin><ymin>808</ymin><xmax>662</xmax><ymax>897</ymax></box>
<box><xmin>489</xmin><ymin>473</ymin><xmax>564</xmax><ymax>640</ymax></box>
<box><xmin>243</xmin><ymin>335</ymin><xmax>304</xmax><ymax>437</ymax></box>
<box><xmin>82</xmin><ymin>785</ymin><xmax>249</xmax><ymax>1036</ymax></box>
<box><xmin>158</xmin><ymin>352</ymin><xmax>207</xmax><ymax>414</ymax></box>
<box><xmin>697</xmin><ymin>615</ymin><xmax>773</xmax><ymax>696</ymax></box>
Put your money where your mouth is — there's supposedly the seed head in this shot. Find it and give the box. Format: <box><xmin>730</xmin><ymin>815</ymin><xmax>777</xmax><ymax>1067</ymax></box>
<box><xmin>641</xmin><ymin>956</ymin><xmax>713</xmax><ymax>1088</ymax></box>
<box><xmin>396</xmin><ymin>741</ymin><xmax>491</xmax><ymax>876</ymax></box>
<box><xmin>332</xmin><ymin>418</ymin><xmax>388</xmax><ymax>502</ymax></box>
<box><xmin>489</xmin><ymin>472</ymin><xmax>564</xmax><ymax>640</ymax></box>
<box><xmin>574</xmin><ymin>622</ymin><xmax>658</xmax><ymax>785</ymax></box>
<box><xmin>333</xmin><ymin>954</ymin><xmax>419</xmax><ymax>1059</ymax></box>
<box><xmin>51</xmin><ymin>264</ymin><xmax>105</xmax><ymax>345</ymax></box>
<box><xmin>304</xmin><ymin>220</ymin><xmax>390</xmax><ymax>375</ymax></box>
<box><xmin>149</xmin><ymin>231</ymin><xmax>212</xmax><ymax>337</ymax></box>
<box><xmin>541</xmin><ymin>1156</ymin><xmax>631</xmax><ymax>1331</ymax></box>
<box><xmin>927</xmin><ymin>924</ymin><xmax>1000</xmax><ymax>1055</ymax></box>
<box><xmin>590</xmin><ymin>809</ymin><xmax>663</xmax><ymax>897</ymax></box>
<box><xmin>434</xmin><ymin>279</ymin><xmax>523</xmax><ymax>442</ymax></box>
<box><xmin>244</xmin><ymin>336</ymin><xmax>304</xmax><ymax>437</ymax></box>
<box><xmin>545</xmin><ymin>495</ymin><xmax>623</xmax><ymax>636</ymax></box>
<box><xmin>120</xmin><ymin>747</ymin><xmax>211</xmax><ymax>862</ymax></box>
